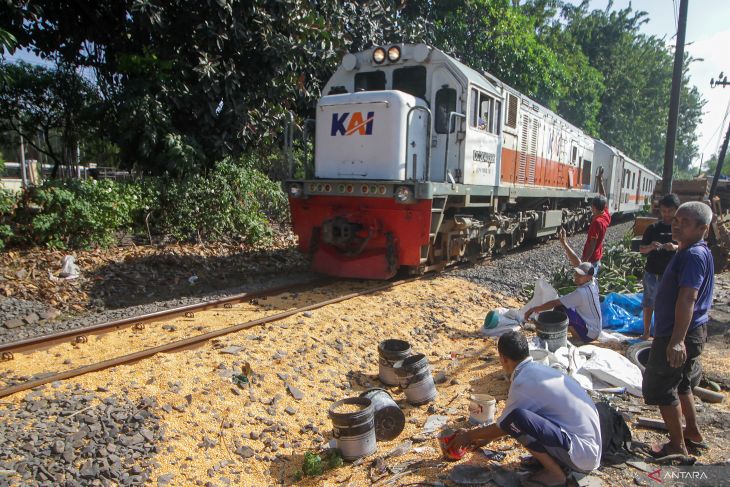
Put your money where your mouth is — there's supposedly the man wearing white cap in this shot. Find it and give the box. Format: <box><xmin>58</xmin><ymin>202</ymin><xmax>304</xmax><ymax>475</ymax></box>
<box><xmin>525</xmin><ymin>262</ymin><xmax>602</xmax><ymax>343</ymax></box>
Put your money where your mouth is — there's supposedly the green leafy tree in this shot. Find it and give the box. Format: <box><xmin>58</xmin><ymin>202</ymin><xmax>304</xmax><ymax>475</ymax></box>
<box><xmin>2</xmin><ymin>1</ymin><xmax>433</xmax><ymax>175</ymax></box>
<box><xmin>551</xmin><ymin>1</ymin><xmax>704</xmax><ymax>172</ymax></box>
<box><xmin>0</xmin><ymin>61</ymin><xmax>100</xmax><ymax>176</ymax></box>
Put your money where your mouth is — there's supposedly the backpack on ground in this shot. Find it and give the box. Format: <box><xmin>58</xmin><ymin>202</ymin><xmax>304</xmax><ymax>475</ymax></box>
<box><xmin>595</xmin><ymin>400</ymin><xmax>633</xmax><ymax>465</ymax></box>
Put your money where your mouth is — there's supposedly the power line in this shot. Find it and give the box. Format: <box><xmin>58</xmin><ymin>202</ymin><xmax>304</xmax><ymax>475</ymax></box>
<box><xmin>710</xmin><ymin>97</ymin><xmax>730</xmax><ymax>157</ymax></box>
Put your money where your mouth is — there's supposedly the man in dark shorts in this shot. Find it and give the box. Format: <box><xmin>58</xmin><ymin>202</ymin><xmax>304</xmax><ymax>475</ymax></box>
<box><xmin>446</xmin><ymin>331</ymin><xmax>601</xmax><ymax>486</ymax></box>
<box><xmin>559</xmin><ymin>195</ymin><xmax>611</xmax><ymax>275</ymax></box>
<box><xmin>642</xmin><ymin>201</ymin><xmax>714</xmax><ymax>457</ymax></box>
<box><xmin>639</xmin><ymin>193</ymin><xmax>680</xmax><ymax>340</ymax></box>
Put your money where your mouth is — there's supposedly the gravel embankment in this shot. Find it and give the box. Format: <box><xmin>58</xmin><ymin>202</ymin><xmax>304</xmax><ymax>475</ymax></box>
<box><xmin>0</xmin><ymin>388</ymin><xmax>165</xmax><ymax>486</ymax></box>
<box><xmin>452</xmin><ymin>220</ymin><xmax>634</xmax><ymax>296</ymax></box>
<box><xmin>0</xmin><ymin>272</ymin><xmax>313</xmax><ymax>345</ymax></box>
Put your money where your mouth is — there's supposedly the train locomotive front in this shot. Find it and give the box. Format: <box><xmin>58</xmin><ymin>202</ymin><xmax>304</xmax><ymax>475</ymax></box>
<box><xmin>288</xmin><ymin>87</ymin><xmax>434</xmax><ymax>279</ymax></box>
<box><xmin>285</xmin><ymin>44</ymin><xmax>657</xmax><ymax>280</ymax></box>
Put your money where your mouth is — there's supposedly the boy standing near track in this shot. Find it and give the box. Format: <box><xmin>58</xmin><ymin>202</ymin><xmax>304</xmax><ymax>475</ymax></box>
<box><xmin>639</xmin><ymin>193</ymin><xmax>680</xmax><ymax>340</ymax></box>
<box><xmin>559</xmin><ymin>195</ymin><xmax>611</xmax><ymax>275</ymax></box>
<box><xmin>642</xmin><ymin>201</ymin><xmax>714</xmax><ymax>458</ymax></box>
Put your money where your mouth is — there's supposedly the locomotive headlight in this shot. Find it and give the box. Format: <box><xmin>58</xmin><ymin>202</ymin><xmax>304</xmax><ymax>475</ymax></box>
<box><xmin>372</xmin><ymin>47</ymin><xmax>386</xmax><ymax>64</ymax></box>
<box><xmin>387</xmin><ymin>46</ymin><xmax>401</xmax><ymax>62</ymax></box>
<box><xmin>288</xmin><ymin>183</ymin><xmax>302</xmax><ymax>198</ymax></box>
<box><xmin>394</xmin><ymin>185</ymin><xmax>412</xmax><ymax>203</ymax></box>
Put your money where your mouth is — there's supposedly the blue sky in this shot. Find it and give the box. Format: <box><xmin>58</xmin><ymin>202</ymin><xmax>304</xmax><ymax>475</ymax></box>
<box><xmin>6</xmin><ymin>1</ymin><xmax>729</xmax><ymax>167</ymax></box>
<box><xmin>569</xmin><ymin>0</ymin><xmax>730</xmax><ymax>167</ymax></box>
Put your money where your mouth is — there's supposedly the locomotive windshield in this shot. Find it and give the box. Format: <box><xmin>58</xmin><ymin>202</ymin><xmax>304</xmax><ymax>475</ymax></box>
<box><xmin>354</xmin><ymin>71</ymin><xmax>386</xmax><ymax>91</ymax></box>
<box><xmin>392</xmin><ymin>66</ymin><xmax>427</xmax><ymax>99</ymax></box>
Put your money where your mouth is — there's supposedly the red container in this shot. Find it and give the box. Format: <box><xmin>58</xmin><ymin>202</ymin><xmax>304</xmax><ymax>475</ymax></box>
<box><xmin>437</xmin><ymin>429</ymin><xmax>467</xmax><ymax>461</ymax></box>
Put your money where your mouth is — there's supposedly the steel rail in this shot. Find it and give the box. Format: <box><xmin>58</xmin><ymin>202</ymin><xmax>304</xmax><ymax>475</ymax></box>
<box><xmin>0</xmin><ymin>277</ymin><xmax>418</xmax><ymax>399</ymax></box>
<box><xmin>0</xmin><ymin>277</ymin><xmax>331</xmax><ymax>355</ymax></box>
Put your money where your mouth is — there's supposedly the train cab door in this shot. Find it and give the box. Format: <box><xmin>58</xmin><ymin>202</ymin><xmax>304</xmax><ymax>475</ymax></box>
<box><xmin>429</xmin><ymin>67</ymin><xmax>462</xmax><ymax>182</ymax></box>
<box><xmin>464</xmin><ymin>86</ymin><xmax>501</xmax><ymax>186</ymax></box>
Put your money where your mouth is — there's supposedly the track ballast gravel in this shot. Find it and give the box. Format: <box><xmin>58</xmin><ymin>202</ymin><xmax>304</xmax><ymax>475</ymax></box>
<box><xmin>452</xmin><ymin>221</ymin><xmax>634</xmax><ymax>296</ymax></box>
<box><xmin>0</xmin><ymin>272</ymin><xmax>313</xmax><ymax>345</ymax></box>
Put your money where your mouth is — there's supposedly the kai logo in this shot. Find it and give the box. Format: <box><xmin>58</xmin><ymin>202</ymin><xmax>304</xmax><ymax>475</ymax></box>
<box><xmin>331</xmin><ymin>111</ymin><xmax>375</xmax><ymax>136</ymax></box>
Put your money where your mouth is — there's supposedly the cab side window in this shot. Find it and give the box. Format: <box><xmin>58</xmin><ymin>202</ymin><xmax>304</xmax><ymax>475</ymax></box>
<box><xmin>470</xmin><ymin>88</ymin><xmax>500</xmax><ymax>134</ymax></box>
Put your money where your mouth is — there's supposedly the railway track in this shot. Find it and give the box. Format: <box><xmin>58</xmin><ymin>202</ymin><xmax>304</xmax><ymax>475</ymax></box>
<box><xmin>0</xmin><ymin>220</ymin><xmax>630</xmax><ymax>400</ymax></box>
<box><xmin>0</xmin><ymin>276</ymin><xmax>419</xmax><ymax>399</ymax></box>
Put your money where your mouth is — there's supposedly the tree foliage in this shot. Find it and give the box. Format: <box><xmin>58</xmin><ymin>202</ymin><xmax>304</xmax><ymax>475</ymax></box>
<box><xmin>0</xmin><ymin>0</ymin><xmax>704</xmax><ymax>176</ymax></box>
<box><xmin>542</xmin><ymin>1</ymin><xmax>704</xmax><ymax>172</ymax></box>
<box><xmin>0</xmin><ymin>61</ymin><xmax>100</xmax><ymax>173</ymax></box>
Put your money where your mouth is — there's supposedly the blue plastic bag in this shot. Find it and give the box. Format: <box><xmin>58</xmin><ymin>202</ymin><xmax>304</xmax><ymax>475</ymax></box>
<box><xmin>601</xmin><ymin>292</ymin><xmax>651</xmax><ymax>335</ymax></box>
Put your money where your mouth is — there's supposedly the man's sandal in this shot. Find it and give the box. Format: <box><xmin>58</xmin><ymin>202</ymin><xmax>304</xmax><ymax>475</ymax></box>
<box><xmin>684</xmin><ymin>438</ymin><xmax>708</xmax><ymax>452</ymax></box>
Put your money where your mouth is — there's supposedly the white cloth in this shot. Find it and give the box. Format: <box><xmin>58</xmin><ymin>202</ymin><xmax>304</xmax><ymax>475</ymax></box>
<box><xmin>497</xmin><ymin>358</ymin><xmax>602</xmax><ymax>472</ymax></box>
<box><xmin>559</xmin><ymin>278</ymin><xmax>602</xmax><ymax>339</ymax></box>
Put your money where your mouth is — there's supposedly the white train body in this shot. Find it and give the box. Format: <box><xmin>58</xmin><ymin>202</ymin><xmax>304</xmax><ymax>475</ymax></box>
<box><xmin>287</xmin><ymin>44</ymin><xmax>660</xmax><ymax>279</ymax></box>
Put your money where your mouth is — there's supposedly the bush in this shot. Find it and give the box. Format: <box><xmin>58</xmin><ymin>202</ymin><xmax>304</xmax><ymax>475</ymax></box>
<box><xmin>16</xmin><ymin>179</ymin><xmax>141</xmax><ymax>249</ymax></box>
<box><xmin>154</xmin><ymin>158</ymin><xmax>288</xmax><ymax>244</ymax></box>
<box><xmin>1</xmin><ymin>155</ymin><xmax>289</xmax><ymax>250</ymax></box>
<box><xmin>0</xmin><ymin>188</ymin><xmax>18</xmax><ymax>250</ymax></box>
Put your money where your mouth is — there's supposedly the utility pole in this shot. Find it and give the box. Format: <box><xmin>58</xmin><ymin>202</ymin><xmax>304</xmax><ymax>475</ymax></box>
<box><xmin>662</xmin><ymin>0</ymin><xmax>689</xmax><ymax>195</ymax></box>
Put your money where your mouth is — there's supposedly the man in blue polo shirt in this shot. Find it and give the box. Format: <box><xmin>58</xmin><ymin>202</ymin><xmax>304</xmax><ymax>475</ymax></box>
<box><xmin>642</xmin><ymin>201</ymin><xmax>714</xmax><ymax>458</ymax></box>
<box><xmin>447</xmin><ymin>331</ymin><xmax>601</xmax><ymax>486</ymax></box>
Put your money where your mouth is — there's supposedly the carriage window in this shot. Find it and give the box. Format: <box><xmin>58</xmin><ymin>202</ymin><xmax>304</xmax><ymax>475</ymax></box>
<box><xmin>582</xmin><ymin>159</ymin><xmax>592</xmax><ymax>185</ymax></box>
<box><xmin>435</xmin><ymin>88</ymin><xmax>457</xmax><ymax>134</ymax></box>
<box><xmin>393</xmin><ymin>66</ymin><xmax>427</xmax><ymax>99</ymax></box>
<box><xmin>354</xmin><ymin>71</ymin><xmax>386</xmax><ymax>92</ymax></box>
<box><xmin>572</xmin><ymin>146</ymin><xmax>578</xmax><ymax>164</ymax></box>
<box><xmin>327</xmin><ymin>85</ymin><xmax>348</xmax><ymax>95</ymax></box>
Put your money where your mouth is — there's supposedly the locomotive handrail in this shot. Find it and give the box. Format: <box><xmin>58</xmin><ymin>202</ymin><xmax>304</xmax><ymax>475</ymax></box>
<box><xmin>444</xmin><ymin>112</ymin><xmax>466</xmax><ymax>182</ymax></box>
<box><xmin>405</xmin><ymin>106</ymin><xmax>432</xmax><ymax>181</ymax></box>
<box><xmin>318</xmin><ymin>100</ymin><xmax>391</xmax><ymax>109</ymax></box>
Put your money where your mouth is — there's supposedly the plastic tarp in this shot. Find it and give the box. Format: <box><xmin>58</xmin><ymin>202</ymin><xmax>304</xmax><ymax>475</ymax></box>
<box><xmin>601</xmin><ymin>292</ymin><xmax>651</xmax><ymax>335</ymax></box>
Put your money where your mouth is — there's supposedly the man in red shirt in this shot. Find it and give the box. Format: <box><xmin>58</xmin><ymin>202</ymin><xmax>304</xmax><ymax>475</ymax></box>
<box><xmin>559</xmin><ymin>195</ymin><xmax>611</xmax><ymax>275</ymax></box>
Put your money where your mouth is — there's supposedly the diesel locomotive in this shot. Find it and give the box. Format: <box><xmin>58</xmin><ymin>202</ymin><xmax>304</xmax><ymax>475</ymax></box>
<box><xmin>285</xmin><ymin>44</ymin><xmax>660</xmax><ymax>279</ymax></box>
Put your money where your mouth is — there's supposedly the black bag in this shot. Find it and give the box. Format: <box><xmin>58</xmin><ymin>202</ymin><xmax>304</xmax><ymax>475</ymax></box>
<box><xmin>595</xmin><ymin>400</ymin><xmax>632</xmax><ymax>465</ymax></box>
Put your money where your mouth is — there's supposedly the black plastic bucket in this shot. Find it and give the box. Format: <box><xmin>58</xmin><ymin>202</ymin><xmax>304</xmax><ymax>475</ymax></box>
<box><xmin>394</xmin><ymin>353</ymin><xmax>437</xmax><ymax>405</ymax></box>
<box><xmin>359</xmin><ymin>388</ymin><xmax>405</xmax><ymax>441</ymax></box>
<box><xmin>328</xmin><ymin>397</ymin><xmax>376</xmax><ymax>461</ymax></box>
<box><xmin>535</xmin><ymin>310</ymin><xmax>569</xmax><ymax>352</ymax></box>
<box><xmin>378</xmin><ymin>339</ymin><xmax>412</xmax><ymax>386</ymax></box>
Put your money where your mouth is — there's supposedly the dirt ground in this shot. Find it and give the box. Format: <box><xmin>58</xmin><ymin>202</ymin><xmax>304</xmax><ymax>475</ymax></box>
<box><xmin>1</xmin><ymin>271</ymin><xmax>728</xmax><ymax>486</ymax></box>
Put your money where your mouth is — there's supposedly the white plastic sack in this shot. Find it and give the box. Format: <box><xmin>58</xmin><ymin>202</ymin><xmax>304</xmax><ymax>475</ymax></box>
<box><xmin>481</xmin><ymin>322</ymin><xmax>521</xmax><ymax>337</ymax></box>
<box><xmin>518</xmin><ymin>278</ymin><xmax>559</xmax><ymax>322</ymax></box>
<box><xmin>577</xmin><ymin>345</ymin><xmax>644</xmax><ymax>397</ymax></box>
<box><xmin>59</xmin><ymin>255</ymin><xmax>79</xmax><ymax>279</ymax></box>
<box><xmin>597</xmin><ymin>330</ymin><xmax>632</xmax><ymax>343</ymax></box>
